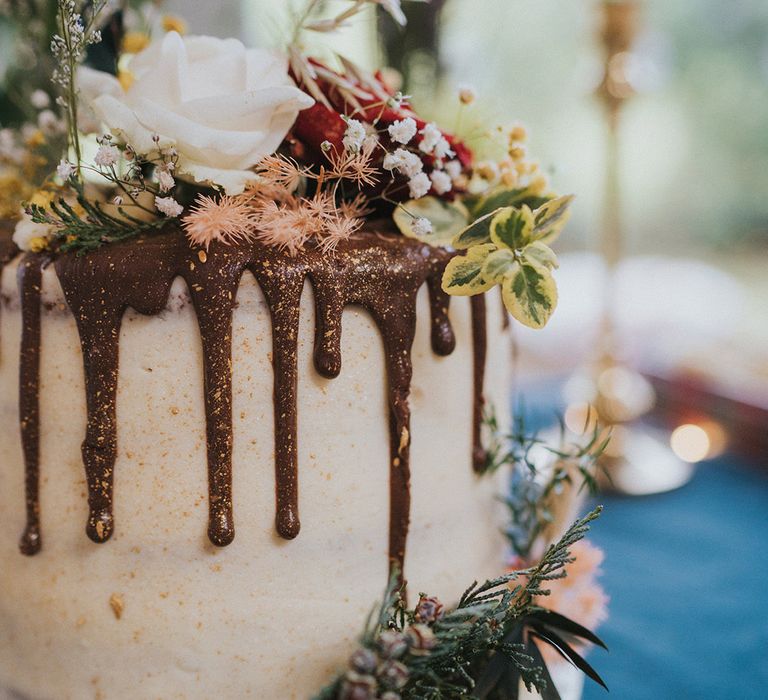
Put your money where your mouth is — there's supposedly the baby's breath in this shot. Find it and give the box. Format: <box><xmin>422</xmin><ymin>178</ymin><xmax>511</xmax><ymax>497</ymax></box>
<box><xmin>51</xmin><ymin>0</ymin><xmax>107</xmax><ymax>174</ymax></box>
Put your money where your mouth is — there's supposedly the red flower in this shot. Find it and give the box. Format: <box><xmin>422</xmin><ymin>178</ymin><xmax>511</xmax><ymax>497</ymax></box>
<box><xmin>290</xmin><ymin>59</ymin><xmax>474</xmax><ymax>202</ymax></box>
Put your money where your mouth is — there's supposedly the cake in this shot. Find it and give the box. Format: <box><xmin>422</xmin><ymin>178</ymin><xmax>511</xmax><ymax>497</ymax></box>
<box><xmin>0</xmin><ymin>220</ymin><xmax>512</xmax><ymax>698</ymax></box>
<box><xmin>0</xmin><ymin>3</ymin><xmax>603</xmax><ymax>699</ymax></box>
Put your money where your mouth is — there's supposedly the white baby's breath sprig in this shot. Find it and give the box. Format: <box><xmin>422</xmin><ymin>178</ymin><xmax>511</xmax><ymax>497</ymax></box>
<box><xmin>51</xmin><ymin>0</ymin><xmax>108</xmax><ymax>176</ymax></box>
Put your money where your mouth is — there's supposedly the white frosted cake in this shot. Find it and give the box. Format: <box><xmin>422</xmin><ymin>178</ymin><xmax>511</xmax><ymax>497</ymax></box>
<box><xmin>0</xmin><ymin>4</ymin><xmax>597</xmax><ymax>697</ymax></box>
<box><xmin>0</xmin><ymin>224</ymin><xmax>512</xmax><ymax>699</ymax></box>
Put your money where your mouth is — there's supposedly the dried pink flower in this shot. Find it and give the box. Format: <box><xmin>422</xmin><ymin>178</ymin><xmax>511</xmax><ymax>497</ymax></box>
<box><xmin>327</xmin><ymin>139</ymin><xmax>380</xmax><ymax>188</ymax></box>
<box><xmin>320</xmin><ymin>215</ymin><xmax>362</xmax><ymax>253</ymax></box>
<box><xmin>182</xmin><ymin>194</ymin><xmax>259</xmax><ymax>249</ymax></box>
<box><xmin>256</xmin><ymin>155</ymin><xmax>311</xmax><ymax>193</ymax></box>
<box><xmin>339</xmin><ymin>193</ymin><xmax>373</xmax><ymax>220</ymax></box>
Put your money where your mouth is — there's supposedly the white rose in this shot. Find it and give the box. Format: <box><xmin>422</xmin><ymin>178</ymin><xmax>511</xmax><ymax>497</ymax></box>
<box><xmin>79</xmin><ymin>32</ymin><xmax>314</xmax><ymax>194</ymax></box>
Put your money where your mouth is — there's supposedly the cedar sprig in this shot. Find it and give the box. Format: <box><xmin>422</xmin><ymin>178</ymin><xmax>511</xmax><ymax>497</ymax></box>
<box><xmin>314</xmin><ymin>508</ymin><xmax>605</xmax><ymax>700</ymax></box>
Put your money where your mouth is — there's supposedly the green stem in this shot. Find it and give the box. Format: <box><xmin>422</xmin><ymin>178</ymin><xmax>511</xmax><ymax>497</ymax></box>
<box><xmin>59</xmin><ymin>6</ymin><xmax>82</xmax><ymax>178</ymax></box>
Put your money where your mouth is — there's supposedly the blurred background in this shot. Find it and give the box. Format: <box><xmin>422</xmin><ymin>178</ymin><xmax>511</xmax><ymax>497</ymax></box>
<box><xmin>2</xmin><ymin>1</ymin><xmax>767</xmax><ymax>697</ymax></box>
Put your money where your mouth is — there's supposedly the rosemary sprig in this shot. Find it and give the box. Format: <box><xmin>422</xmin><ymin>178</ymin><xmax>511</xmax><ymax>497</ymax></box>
<box><xmin>482</xmin><ymin>404</ymin><xmax>609</xmax><ymax>560</ymax></box>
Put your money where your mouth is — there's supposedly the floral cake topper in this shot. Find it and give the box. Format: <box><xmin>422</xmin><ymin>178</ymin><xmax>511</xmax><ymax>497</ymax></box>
<box><xmin>7</xmin><ymin>0</ymin><xmax>574</xmax><ymax>329</ymax></box>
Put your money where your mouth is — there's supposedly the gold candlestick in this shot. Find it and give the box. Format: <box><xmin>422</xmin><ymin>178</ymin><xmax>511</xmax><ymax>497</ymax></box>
<box><xmin>586</xmin><ymin>0</ymin><xmax>694</xmax><ymax>494</ymax></box>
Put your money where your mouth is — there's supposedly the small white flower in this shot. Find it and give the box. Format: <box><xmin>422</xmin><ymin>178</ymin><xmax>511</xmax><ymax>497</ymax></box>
<box><xmin>408</xmin><ymin>172</ymin><xmax>431</xmax><ymax>199</ymax></box>
<box><xmin>342</xmin><ymin>118</ymin><xmax>368</xmax><ymax>153</ymax></box>
<box><xmin>388</xmin><ymin>117</ymin><xmax>417</xmax><ymax>145</ymax></box>
<box><xmin>321</xmin><ymin>140</ymin><xmax>333</xmax><ymax>153</ymax></box>
<box><xmin>383</xmin><ymin>152</ymin><xmax>403</xmax><ymax>172</ymax></box>
<box><xmin>418</xmin><ymin>123</ymin><xmax>442</xmax><ymax>155</ymax></box>
<box><xmin>363</xmin><ymin>133</ymin><xmax>380</xmax><ymax>151</ymax></box>
<box><xmin>396</xmin><ymin>149</ymin><xmax>424</xmax><ymax>178</ymax></box>
<box><xmin>21</xmin><ymin>124</ymin><xmax>38</xmax><ymax>142</ymax></box>
<box><xmin>94</xmin><ymin>144</ymin><xmax>120</xmax><ymax>167</ymax></box>
<box><xmin>56</xmin><ymin>159</ymin><xmax>75</xmax><ymax>180</ymax></box>
<box><xmin>30</xmin><ymin>90</ymin><xmax>50</xmax><ymax>109</ymax></box>
<box><xmin>157</xmin><ymin>169</ymin><xmax>175</xmax><ymax>193</ymax></box>
<box><xmin>383</xmin><ymin>148</ymin><xmax>424</xmax><ymax>179</ymax></box>
<box><xmin>434</xmin><ymin>137</ymin><xmax>454</xmax><ymax>160</ymax></box>
<box><xmin>386</xmin><ymin>91</ymin><xmax>408</xmax><ymax>109</ymax></box>
<box><xmin>12</xmin><ymin>212</ymin><xmax>53</xmax><ymax>252</ymax></box>
<box><xmin>38</xmin><ymin>109</ymin><xmax>62</xmax><ymax>135</ymax></box>
<box><xmin>412</xmin><ymin>217</ymin><xmax>433</xmax><ymax>237</ymax></box>
<box><xmin>444</xmin><ymin>159</ymin><xmax>463</xmax><ymax>181</ymax></box>
<box><xmin>0</xmin><ymin>129</ymin><xmax>14</xmax><ymax>153</ymax></box>
<box><xmin>430</xmin><ymin>170</ymin><xmax>453</xmax><ymax>195</ymax></box>
<box><xmin>155</xmin><ymin>196</ymin><xmax>183</xmax><ymax>217</ymax></box>
<box><xmin>113</xmin><ymin>196</ymin><xmax>124</xmax><ymax>206</ymax></box>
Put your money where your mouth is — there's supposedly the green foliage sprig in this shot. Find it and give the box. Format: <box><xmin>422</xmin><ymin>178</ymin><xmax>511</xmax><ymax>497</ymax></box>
<box><xmin>482</xmin><ymin>405</ymin><xmax>609</xmax><ymax>560</ymax></box>
<box><xmin>394</xmin><ymin>185</ymin><xmax>574</xmax><ymax>330</ymax></box>
<box><xmin>29</xmin><ymin>180</ymin><xmax>174</xmax><ymax>254</ymax></box>
<box><xmin>314</xmin><ymin>508</ymin><xmax>606</xmax><ymax>700</ymax></box>
<box><xmin>442</xmin><ymin>190</ymin><xmax>574</xmax><ymax>330</ymax></box>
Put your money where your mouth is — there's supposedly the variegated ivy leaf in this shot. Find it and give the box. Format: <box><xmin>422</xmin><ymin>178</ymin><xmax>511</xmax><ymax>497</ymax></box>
<box><xmin>393</xmin><ymin>196</ymin><xmax>470</xmax><ymax>246</ymax></box>
<box><xmin>532</xmin><ymin>194</ymin><xmax>574</xmax><ymax>244</ymax></box>
<box><xmin>481</xmin><ymin>248</ymin><xmax>518</xmax><ymax>283</ymax></box>
<box><xmin>472</xmin><ymin>184</ymin><xmax>551</xmax><ymax>219</ymax></box>
<box><xmin>451</xmin><ymin>209</ymin><xmax>499</xmax><ymax>250</ymax></box>
<box><xmin>441</xmin><ymin>243</ymin><xmax>497</xmax><ymax>295</ymax></box>
<box><xmin>522</xmin><ymin>240</ymin><xmax>559</xmax><ymax>270</ymax></box>
<box><xmin>489</xmin><ymin>205</ymin><xmax>535</xmax><ymax>251</ymax></box>
<box><xmin>502</xmin><ymin>259</ymin><xmax>559</xmax><ymax>330</ymax></box>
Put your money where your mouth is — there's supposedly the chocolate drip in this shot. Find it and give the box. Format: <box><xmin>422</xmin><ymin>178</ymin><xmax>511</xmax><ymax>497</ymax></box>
<box><xmin>55</xmin><ymin>246</ymin><xmax>176</xmax><ymax>544</ymax></box>
<box><xmin>377</xmin><ymin>301</ymin><xmax>416</xmax><ymax>573</ymax></box>
<box><xmin>14</xmin><ymin>227</ymin><xmax>492</xmax><ymax>578</ymax></box>
<box><xmin>187</xmin><ymin>258</ymin><xmax>242</xmax><ymax>547</ymax></box>
<box><xmin>308</xmin><ymin>268</ymin><xmax>344</xmax><ymax>379</ymax></box>
<box><xmin>427</xmin><ymin>273</ymin><xmax>455</xmax><ymax>356</ymax></box>
<box><xmin>499</xmin><ymin>286</ymin><xmax>510</xmax><ymax>330</ymax></box>
<box><xmin>471</xmin><ymin>295</ymin><xmax>488</xmax><ymax>472</ymax></box>
<box><xmin>18</xmin><ymin>255</ymin><xmax>44</xmax><ymax>555</ymax></box>
<box><xmin>251</xmin><ymin>260</ymin><xmax>306</xmax><ymax>540</ymax></box>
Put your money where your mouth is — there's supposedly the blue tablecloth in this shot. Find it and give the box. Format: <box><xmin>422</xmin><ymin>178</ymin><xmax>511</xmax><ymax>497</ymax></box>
<box><xmin>582</xmin><ymin>456</ymin><xmax>768</xmax><ymax>700</ymax></box>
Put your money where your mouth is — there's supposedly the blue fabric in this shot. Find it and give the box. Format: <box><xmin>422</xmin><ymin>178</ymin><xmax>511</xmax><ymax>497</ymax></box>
<box><xmin>582</xmin><ymin>457</ymin><xmax>768</xmax><ymax>700</ymax></box>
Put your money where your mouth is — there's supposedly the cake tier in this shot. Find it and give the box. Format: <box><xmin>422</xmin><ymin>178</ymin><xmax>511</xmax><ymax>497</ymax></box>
<box><xmin>0</xmin><ymin>226</ymin><xmax>512</xmax><ymax>699</ymax></box>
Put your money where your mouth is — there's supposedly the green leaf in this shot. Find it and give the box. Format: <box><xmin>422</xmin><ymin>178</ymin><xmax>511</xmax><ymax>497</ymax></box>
<box><xmin>393</xmin><ymin>196</ymin><xmax>469</xmax><ymax>246</ymax></box>
<box><xmin>490</xmin><ymin>206</ymin><xmax>535</xmax><ymax>251</ymax></box>
<box><xmin>481</xmin><ymin>248</ymin><xmax>517</xmax><ymax>283</ymax></box>
<box><xmin>528</xmin><ymin>610</ymin><xmax>608</xmax><ymax>650</ymax></box>
<box><xmin>472</xmin><ymin>184</ymin><xmax>549</xmax><ymax>219</ymax></box>
<box><xmin>502</xmin><ymin>260</ymin><xmax>558</xmax><ymax>329</ymax></box>
<box><xmin>442</xmin><ymin>243</ymin><xmax>496</xmax><ymax>296</ymax></box>
<box><xmin>527</xmin><ymin>638</ymin><xmax>563</xmax><ymax>700</ymax></box>
<box><xmin>529</xmin><ymin>629</ymin><xmax>608</xmax><ymax>691</ymax></box>
<box><xmin>522</xmin><ymin>241</ymin><xmax>559</xmax><ymax>270</ymax></box>
<box><xmin>452</xmin><ymin>209</ymin><xmax>499</xmax><ymax>249</ymax></box>
<box><xmin>532</xmin><ymin>194</ymin><xmax>574</xmax><ymax>244</ymax></box>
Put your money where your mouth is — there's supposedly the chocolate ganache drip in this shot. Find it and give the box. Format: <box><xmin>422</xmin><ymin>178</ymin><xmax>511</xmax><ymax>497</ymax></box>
<box><xmin>13</xmin><ymin>226</ymin><xmax>499</xmax><ymax>575</ymax></box>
